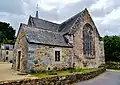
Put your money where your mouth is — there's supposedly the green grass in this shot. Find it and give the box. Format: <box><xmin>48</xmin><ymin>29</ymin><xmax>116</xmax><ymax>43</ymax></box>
<box><xmin>31</xmin><ymin>68</ymin><xmax>95</xmax><ymax>78</ymax></box>
<box><xmin>32</xmin><ymin>72</ymin><xmax>48</xmax><ymax>78</ymax></box>
<box><xmin>57</xmin><ymin>70</ymin><xmax>70</xmax><ymax>76</ymax></box>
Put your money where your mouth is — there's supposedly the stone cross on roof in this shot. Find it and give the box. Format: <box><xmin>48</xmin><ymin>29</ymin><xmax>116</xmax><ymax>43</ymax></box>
<box><xmin>36</xmin><ymin>4</ymin><xmax>39</xmax><ymax>18</ymax></box>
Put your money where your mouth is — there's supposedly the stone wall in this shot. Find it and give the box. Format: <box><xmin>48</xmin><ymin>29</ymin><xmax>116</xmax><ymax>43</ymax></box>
<box><xmin>13</xmin><ymin>9</ymin><xmax>105</xmax><ymax>73</ymax></box>
<box><xmin>71</xmin><ymin>9</ymin><xmax>105</xmax><ymax>68</ymax></box>
<box><xmin>0</xmin><ymin>67</ymin><xmax>106</xmax><ymax>85</ymax></box>
<box><xmin>27</xmin><ymin>44</ymin><xmax>72</xmax><ymax>72</ymax></box>
<box><xmin>13</xmin><ymin>26</ymin><xmax>28</xmax><ymax>72</ymax></box>
<box><xmin>99</xmin><ymin>41</ymin><xmax>105</xmax><ymax>65</ymax></box>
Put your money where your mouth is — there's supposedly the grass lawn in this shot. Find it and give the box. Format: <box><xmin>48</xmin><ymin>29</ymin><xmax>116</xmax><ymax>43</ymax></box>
<box><xmin>31</xmin><ymin>68</ymin><xmax>95</xmax><ymax>78</ymax></box>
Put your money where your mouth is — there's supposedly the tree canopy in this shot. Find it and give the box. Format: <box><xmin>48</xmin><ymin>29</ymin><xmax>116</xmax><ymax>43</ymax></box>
<box><xmin>103</xmin><ymin>35</ymin><xmax>120</xmax><ymax>62</ymax></box>
<box><xmin>0</xmin><ymin>22</ymin><xmax>15</xmax><ymax>44</ymax></box>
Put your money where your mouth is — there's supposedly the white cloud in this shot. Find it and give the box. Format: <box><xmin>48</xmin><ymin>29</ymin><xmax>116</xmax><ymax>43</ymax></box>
<box><xmin>0</xmin><ymin>12</ymin><xmax>27</xmax><ymax>33</ymax></box>
<box><xmin>90</xmin><ymin>0</ymin><xmax>109</xmax><ymax>10</ymax></box>
<box><xmin>101</xmin><ymin>7</ymin><xmax>120</xmax><ymax>24</ymax></box>
<box><xmin>37</xmin><ymin>0</ymin><xmax>81</xmax><ymax>11</ymax></box>
<box><xmin>89</xmin><ymin>0</ymin><xmax>120</xmax><ymax>36</ymax></box>
<box><xmin>0</xmin><ymin>0</ymin><xmax>120</xmax><ymax>36</ymax></box>
<box><xmin>0</xmin><ymin>0</ymin><xmax>24</xmax><ymax>14</ymax></box>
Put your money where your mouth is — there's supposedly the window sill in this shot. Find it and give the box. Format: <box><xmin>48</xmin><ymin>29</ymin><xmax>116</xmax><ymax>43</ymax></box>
<box><xmin>55</xmin><ymin>61</ymin><xmax>60</xmax><ymax>62</ymax></box>
<box><xmin>54</xmin><ymin>61</ymin><xmax>61</xmax><ymax>64</ymax></box>
<box><xmin>54</xmin><ymin>61</ymin><xmax>61</xmax><ymax>63</ymax></box>
<box><xmin>84</xmin><ymin>55</ymin><xmax>95</xmax><ymax>59</ymax></box>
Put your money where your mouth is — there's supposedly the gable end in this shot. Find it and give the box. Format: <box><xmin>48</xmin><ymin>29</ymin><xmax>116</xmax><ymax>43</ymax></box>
<box><xmin>68</xmin><ymin>8</ymin><xmax>101</xmax><ymax>38</ymax></box>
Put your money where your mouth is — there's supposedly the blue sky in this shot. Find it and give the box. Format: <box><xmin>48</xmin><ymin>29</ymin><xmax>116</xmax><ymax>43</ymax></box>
<box><xmin>0</xmin><ymin>0</ymin><xmax>120</xmax><ymax>36</ymax></box>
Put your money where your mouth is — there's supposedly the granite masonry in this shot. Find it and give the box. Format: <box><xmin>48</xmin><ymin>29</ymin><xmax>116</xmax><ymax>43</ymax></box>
<box><xmin>13</xmin><ymin>8</ymin><xmax>105</xmax><ymax>73</ymax></box>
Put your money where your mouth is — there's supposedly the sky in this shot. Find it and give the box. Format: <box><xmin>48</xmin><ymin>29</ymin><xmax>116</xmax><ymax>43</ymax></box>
<box><xmin>0</xmin><ymin>0</ymin><xmax>120</xmax><ymax>36</ymax></box>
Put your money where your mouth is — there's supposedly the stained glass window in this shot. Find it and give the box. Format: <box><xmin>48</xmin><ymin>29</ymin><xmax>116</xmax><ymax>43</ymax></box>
<box><xmin>83</xmin><ymin>24</ymin><xmax>93</xmax><ymax>56</ymax></box>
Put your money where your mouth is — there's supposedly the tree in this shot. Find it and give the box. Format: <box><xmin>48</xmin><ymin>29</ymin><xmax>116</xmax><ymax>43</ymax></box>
<box><xmin>103</xmin><ymin>35</ymin><xmax>120</xmax><ymax>62</ymax></box>
<box><xmin>0</xmin><ymin>22</ymin><xmax>15</xmax><ymax>44</ymax></box>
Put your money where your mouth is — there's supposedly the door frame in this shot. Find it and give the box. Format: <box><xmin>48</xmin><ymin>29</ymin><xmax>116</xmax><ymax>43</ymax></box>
<box><xmin>17</xmin><ymin>49</ymin><xmax>22</xmax><ymax>71</ymax></box>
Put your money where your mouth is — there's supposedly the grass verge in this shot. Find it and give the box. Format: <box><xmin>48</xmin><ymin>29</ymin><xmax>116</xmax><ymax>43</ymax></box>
<box><xmin>31</xmin><ymin>68</ymin><xmax>95</xmax><ymax>78</ymax></box>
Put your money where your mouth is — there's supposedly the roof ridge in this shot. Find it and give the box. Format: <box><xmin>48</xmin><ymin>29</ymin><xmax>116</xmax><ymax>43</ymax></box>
<box><xmin>58</xmin><ymin>9</ymin><xmax>85</xmax><ymax>32</ymax></box>
<box><xmin>60</xmin><ymin>9</ymin><xmax>85</xmax><ymax>25</ymax></box>
<box><xmin>31</xmin><ymin>16</ymin><xmax>59</xmax><ymax>25</ymax></box>
<box><xmin>30</xmin><ymin>8</ymin><xmax>85</xmax><ymax>27</ymax></box>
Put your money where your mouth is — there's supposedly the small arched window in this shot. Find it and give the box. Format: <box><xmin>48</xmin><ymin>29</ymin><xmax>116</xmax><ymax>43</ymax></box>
<box><xmin>83</xmin><ymin>24</ymin><xmax>94</xmax><ymax>56</ymax></box>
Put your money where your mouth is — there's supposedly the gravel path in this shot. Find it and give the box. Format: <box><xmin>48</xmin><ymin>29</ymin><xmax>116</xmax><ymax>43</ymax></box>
<box><xmin>0</xmin><ymin>62</ymin><xmax>33</xmax><ymax>81</ymax></box>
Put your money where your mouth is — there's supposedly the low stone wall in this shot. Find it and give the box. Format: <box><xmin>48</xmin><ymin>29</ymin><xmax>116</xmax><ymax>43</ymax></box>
<box><xmin>0</xmin><ymin>67</ymin><xmax>106</xmax><ymax>85</ymax></box>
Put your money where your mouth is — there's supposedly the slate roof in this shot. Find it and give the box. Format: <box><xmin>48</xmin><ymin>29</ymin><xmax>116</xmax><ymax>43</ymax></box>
<box><xmin>28</xmin><ymin>10</ymin><xmax>85</xmax><ymax>33</ymax></box>
<box><xmin>21</xmin><ymin>24</ymin><xmax>72</xmax><ymax>47</ymax></box>
<box><xmin>18</xmin><ymin>8</ymin><xmax>101</xmax><ymax>47</ymax></box>
<box><xmin>29</xmin><ymin>16</ymin><xmax>60</xmax><ymax>32</ymax></box>
<box><xmin>58</xmin><ymin>10</ymin><xmax>84</xmax><ymax>32</ymax></box>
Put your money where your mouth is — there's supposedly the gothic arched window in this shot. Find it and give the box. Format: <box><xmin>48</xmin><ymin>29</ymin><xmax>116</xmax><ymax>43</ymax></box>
<box><xmin>83</xmin><ymin>24</ymin><xmax>94</xmax><ymax>56</ymax></box>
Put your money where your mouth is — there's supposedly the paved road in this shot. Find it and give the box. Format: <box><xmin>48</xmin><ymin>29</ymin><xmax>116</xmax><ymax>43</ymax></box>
<box><xmin>75</xmin><ymin>71</ymin><xmax>120</xmax><ymax>85</ymax></box>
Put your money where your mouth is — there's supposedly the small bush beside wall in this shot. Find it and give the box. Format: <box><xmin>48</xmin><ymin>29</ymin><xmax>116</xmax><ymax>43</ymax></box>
<box><xmin>106</xmin><ymin>62</ymin><xmax>120</xmax><ymax>69</ymax></box>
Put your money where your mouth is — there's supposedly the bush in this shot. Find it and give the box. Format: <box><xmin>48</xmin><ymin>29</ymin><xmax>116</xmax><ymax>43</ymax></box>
<box><xmin>47</xmin><ymin>71</ymin><xmax>57</xmax><ymax>75</ymax></box>
<box><xmin>69</xmin><ymin>69</ymin><xmax>74</xmax><ymax>73</ymax></box>
<box><xmin>103</xmin><ymin>36</ymin><xmax>120</xmax><ymax>62</ymax></box>
<box><xmin>30</xmin><ymin>69</ymin><xmax>39</xmax><ymax>74</ymax></box>
<box><xmin>106</xmin><ymin>62</ymin><xmax>120</xmax><ymax>69</ymax></box>
<box><xmin>74</xmin><ymin>68</ymin><xmax>82</xmax><ymax>72</ymax></box>
<box><xmin>69</xmin><ymin>68</ymin><xmax>82</xmax><ymax>73</ymax></box>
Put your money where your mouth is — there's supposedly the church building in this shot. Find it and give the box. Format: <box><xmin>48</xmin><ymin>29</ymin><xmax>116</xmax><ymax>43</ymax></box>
<box><xmin>13</xmin><ymin>8</ymin><xmax>105</xmax><ymax>72</ymax></box>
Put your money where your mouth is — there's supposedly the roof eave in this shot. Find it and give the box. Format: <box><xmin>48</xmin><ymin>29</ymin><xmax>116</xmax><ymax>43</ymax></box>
<box><xmin>28</xmin><ymin>41</ymin><xmax>73</xmax><ymax>48</ymax></box>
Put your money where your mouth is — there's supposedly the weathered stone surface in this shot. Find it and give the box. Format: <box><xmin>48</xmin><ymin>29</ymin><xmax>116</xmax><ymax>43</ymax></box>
<box><xmin>27</xmin><ymin>44</ymin><xmax>72</xmax><ymax>72</ymax></box>
<box><xmin>13</xmin><ymin>26</ymin><xmax>28</xmax><ymax>72</ymax></box>
<box><xmin>71</xmin><ymin>8</ymin><xmax>105</xmax><ymax>68</ymax></box>
<box><xmin>13</xmin><ymin>9</ymin><xmax>105</xmax><ymax>73</ymax></box>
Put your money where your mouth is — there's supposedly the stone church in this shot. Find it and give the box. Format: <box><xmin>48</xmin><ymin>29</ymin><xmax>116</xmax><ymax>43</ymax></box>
<box><xmin>13</xmin><ymin>8</ymin><xmax>105</xmax><ymax>72</ymax></box>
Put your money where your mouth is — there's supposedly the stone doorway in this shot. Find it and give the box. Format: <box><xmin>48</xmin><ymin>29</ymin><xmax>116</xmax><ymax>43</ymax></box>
<box><xmin>17</xmin><ymin>51</ymin><xmax>21</xmax><ymax>71</ymax></box>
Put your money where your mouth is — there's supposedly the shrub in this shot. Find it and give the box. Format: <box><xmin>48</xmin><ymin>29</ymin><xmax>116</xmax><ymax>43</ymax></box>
<box><xmin>69</xmin><ymin>69</ymin><xmax>74</xmax><ymax>73</ymax></box>
<box><xmin>106</xmin><ymin>61</ymin><xmax>120</xmax><ymax>69</ymax></box>
<box><xmin>69</xmin><ymin>68</ymin><xmax>82</xmax><ymax>73</ymax></box>
<box><xmin>74</xmin><ymin>68</ymin><xmax>82</xmax><ymax>72</ymax></box>
<box><xmin>30</xmin><ymin>69</ymin><xmax>39</xmax><ymax>74</ymax></box>
<box><xmin>47</xmin><ymin>71</ymin><xmax>57</xmax><ymax>75</ymax></box>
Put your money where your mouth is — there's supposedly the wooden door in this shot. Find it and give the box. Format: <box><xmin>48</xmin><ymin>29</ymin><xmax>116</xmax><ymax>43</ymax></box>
<box><xmin>17</xmin><ymin>51</ymin><xmax>21</xmax><ymax>71</ymax></box>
